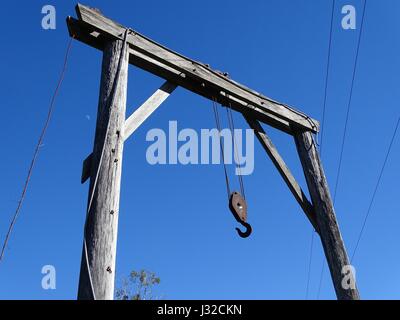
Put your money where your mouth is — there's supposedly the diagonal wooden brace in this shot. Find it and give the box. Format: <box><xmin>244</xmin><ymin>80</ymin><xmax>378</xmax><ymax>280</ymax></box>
<box><xmin>244</xmin><ymin>115</ymin><xmax>318</xmax><ymax>232</ymax></box>
<box><xmin>81</xmin><ymin>81</ymin><xmax>176</xmax><ymax>183</ymax></box>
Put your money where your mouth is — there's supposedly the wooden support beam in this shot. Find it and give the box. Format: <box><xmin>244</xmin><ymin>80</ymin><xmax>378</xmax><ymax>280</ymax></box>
<box><xmin>123</xmin><ymin>81</ymin><xmax>176</xmax><ymax>141</ymax></box>
<box><xmin>66</xmin><ymin>4</ymin><xmax>319</xmax><ymax>135</ymax></box>
<box><xmin>81</xmin><ymin>153</ymin><xmax>93</xmax><ymax>184</ymax></box>
<box><xmin>245</xmin><ymin>116</ymin><xmax>318</xmax><ymax>231</ymax></box>
<box><xmin>78</xmin><ymin>37</ymin><xmax>129</xmax><ymax>300</ymax></box>
<box><xmin>81</xmin><ymin>81</ymin><xmax>176</xmax><ymax>184</ymax></box>
<box><xmin>67</xmin><ymin>3</ymin><xmax>356</xmax><ymax>301</ymax></box>
<box><xmin>294</xmin><ymin>130</ymin><xmax>360</xmax><ymax>300</ymax></box>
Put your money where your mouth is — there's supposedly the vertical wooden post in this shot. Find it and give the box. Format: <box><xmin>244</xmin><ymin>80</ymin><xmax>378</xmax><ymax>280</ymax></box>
<box><xmin>78</xmin><ymin>38</ymin><xmax>128</xmax><ymax>300</ymax></box>
<box><xmin>294</xmin><ymin>130</ymin><xmax>360</xmax><ymax>300</ymax></box>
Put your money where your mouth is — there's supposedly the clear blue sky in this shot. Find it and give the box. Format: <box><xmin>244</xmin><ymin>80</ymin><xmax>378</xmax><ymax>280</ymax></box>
<box><xmin>0</xmin><ymin>0</ymin><xmax>399</xmax><ymax>300</ymax></box>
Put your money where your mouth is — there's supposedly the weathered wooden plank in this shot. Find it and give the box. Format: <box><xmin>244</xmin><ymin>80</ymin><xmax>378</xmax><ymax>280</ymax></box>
<box><xmin>81</xmin><ymin>153</ymin><xmax>92</xmax><ymax>184</ymax></box>
<box><xmin>67</xmin><ymin>4</ymin><xmax>319</xmax><ymax>134</ymax></box>
<box><xmin>78</xmin><ymin>38</ymin><xmax>129</xmax><ymax>300</ymax></box>
<box><xmin>245</xmin><ymin>116</ymin><xmax>318</xmax><ymax>231</ymax></box>
<box><xmin>123</xmin><ymin>81</ymin><xmax>177</xmax><ymax>141</ymax></box>
<box><xmin>294</xmin><ymin>130</ymin><xmax>360</xmax><ymax>300</ymax></box>
<box><xmin>67</xmin><ymin>17</ymin><xmax>295</xmax><ymax>134</ymax></box>
<box><xmin>80</xmin><ymin>81</ymin><xmax>176</xmax><ymax>184</ymax></box>
<box><xmin>220</xmin><ymin>91</ymin><xmax>292</xmax><ymax>135</ymax></box>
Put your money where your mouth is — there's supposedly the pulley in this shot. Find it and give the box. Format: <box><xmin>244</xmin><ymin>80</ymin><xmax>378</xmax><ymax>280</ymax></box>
<box><xmin>212</xmin><ymin>97</ymin><xmax>252</xmax><ymax>238</ymax></box>
<box><xmin>229</xmin><ymin>191</ymin><xmax>252</xmax><ymax>238</ymax></box>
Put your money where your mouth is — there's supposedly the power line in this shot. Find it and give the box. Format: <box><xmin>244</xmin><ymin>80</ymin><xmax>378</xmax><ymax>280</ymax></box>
<box><xmin>306</xmin><ymin>0</ymin><xmax>335</xmax><ymax>299</ymax></box>
<box><xmin>316</xmin><ymin>260</ymin><xmax>326</xmax><ymax>299</ymax></box>
<box><xmin>333</xmin><ymin>0</ymin><xmax>368</xmax><ymax>204</ymax></box>
<box><xmin>351</xmin><ymin>116</ymin><xmax>400</xmax><ymax>262</ymax></box>
<box><xmin>305</xmin><ymin>230</ymin><xmax>315</xmax><ymax>299</ymax></box>
<box><xmin>319</xmin><ymin>0</ymin><xmax>336</xmax><ymax>157</ymax></box>
<box><xmin>316</xmin><ymin>0</ymin><xmax>368</xmax><ymax>299</ymax></box>
<box><xmin>317</xmin><ymin>0</ymin><xmax>367</xmax><ymax>299</ymax></box>
<box><xmin>0</xmin><ymin>38</ymin><xmax>74</xmax><ymax>262</ymax></box>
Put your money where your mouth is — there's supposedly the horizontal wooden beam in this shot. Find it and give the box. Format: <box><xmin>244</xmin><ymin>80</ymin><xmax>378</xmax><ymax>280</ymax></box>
<box><xmin>245</xmin><ymin>116</ymin><xmax>318</xmax><ymax>231</ymax></box>
<box><xmin>66</xmin><ymin>4</ymin><xmax>319</xmax><ymax>135</ymax></box>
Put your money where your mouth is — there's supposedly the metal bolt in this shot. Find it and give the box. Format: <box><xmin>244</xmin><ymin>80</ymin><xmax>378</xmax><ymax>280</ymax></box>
<box><xmin>111</xmin><ymin>148</ymin><xmax>116</xmax><ymax>153</ymax></box>
<box><xmin>114</xmin><ymin>158</ymin><xmax>119</xmax><ymax>163</ymax></box>
<box><xmin>106</xmin><ymin>266</ymin><xmax>112</xmax><ymax>274</ymax></box>
<box><xmin>110</xmin><ymin>210</ymin><xmax>114</xmax><ymax>215</ymax></box>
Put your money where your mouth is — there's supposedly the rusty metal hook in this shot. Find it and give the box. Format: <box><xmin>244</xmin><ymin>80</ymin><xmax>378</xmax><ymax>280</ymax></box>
<box><xmin>235</xmin><ymin>222</ymin><xmax>252</xmax><ymax>238</ymax></box>
<box><xmin>229</xmin><ymin>191</ymin><xmax>252</xmax><ymax>238</ymax></box>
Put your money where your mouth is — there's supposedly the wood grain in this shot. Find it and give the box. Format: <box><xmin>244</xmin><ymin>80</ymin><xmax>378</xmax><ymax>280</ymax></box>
<box><xmin>77</xmin><ymin>38</ymin><xmax>128</xmax><ymax>300</ymax></box>
<box><xmin>294</xmin><ymin>130</ymin><xmax>360</xmax><ymax>300</ymax></box>
<box><xmin>66</xmin><ymin>4</ymin><xmax>319</xmax><ymax>135</ymax></box>
<box><xmin>245</xmin><ymin>116</ymin><xmax>318</xmax><ymax>231</ymax></box>
<box><xmin>123</xmin><ymin>81</ymin><xmax>176</xmax><ymax>141</ymax></box>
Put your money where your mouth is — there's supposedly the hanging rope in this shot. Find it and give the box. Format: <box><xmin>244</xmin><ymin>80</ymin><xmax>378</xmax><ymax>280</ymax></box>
<box><xmin>211</xmin><ymin>97</ymin><xmax>251</xmax><ymax>238</ymax></box>
<box><xmin>225</xmin><ymin>100</ymin><xmax>246</xmax><ymax>200</ymax></box>
<box><xmin>0</xmin><ymin>37</ymin><xmax>74</xmax><ymax>262</ymax></box>
<box><xmin>211</xmin><ymin>97</ymin><xmax>247</xmax><ymax>200</ymax></box>
<box><xmin>212</xmin><ymin>98</ymin><xmax>231</xmax><ymax>198</ymax></box>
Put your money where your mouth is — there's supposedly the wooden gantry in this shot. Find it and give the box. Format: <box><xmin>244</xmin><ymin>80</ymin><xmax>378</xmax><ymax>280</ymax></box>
<box><xmin>67</xmin><ymin>3</ymin><xmax>359</xmax><ymax>300</ymax></box>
